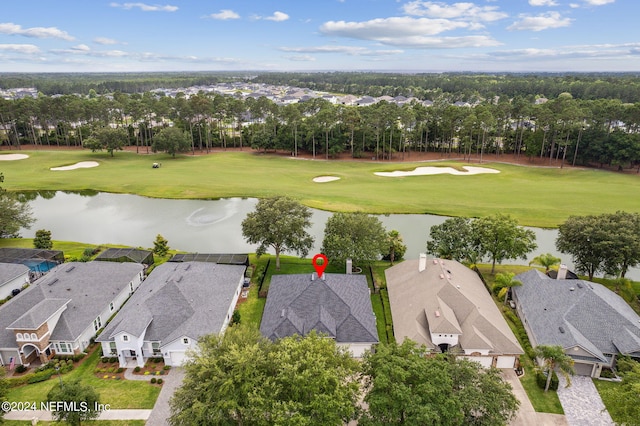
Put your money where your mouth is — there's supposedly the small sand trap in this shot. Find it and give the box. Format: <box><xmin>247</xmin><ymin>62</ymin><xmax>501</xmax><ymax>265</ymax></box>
<box><xmin>50</xmin><ymin>161</ymin><xmax>99</xmax><ymax>171</ymax></box>
<box><xmin>0</xmin><ymin>154</ymin><xmax>29</xmax><ymax>161</ymax></box>
<box><xmin>313</xmin><ymin>176</ymin><xmax>341</xmax><ymax>183</ymax></box>
<box><xmin>375</xmin><ymin>166</ymin><xmax>500</xmax><ymax>177</ymax></box>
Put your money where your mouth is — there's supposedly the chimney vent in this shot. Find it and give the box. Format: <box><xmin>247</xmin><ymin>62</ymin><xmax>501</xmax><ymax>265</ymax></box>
<box><xmin>557</xmin><ymin>264</ymin><xmax>568</xmax><ymax>280</ymax></box>
<box><xmin>346</xmin><ymin>258</ymin><xmax>353</xmax><ymax>275</ymax></box>
<box><xmin>419</xmin><ymin>253</ymin><xmax>427</xmax><ymax>272</ymax></box>
<box><xmin>311</xmin><ymin>273</ymin><xmax>315</xmax><ymax>281</ymax></box>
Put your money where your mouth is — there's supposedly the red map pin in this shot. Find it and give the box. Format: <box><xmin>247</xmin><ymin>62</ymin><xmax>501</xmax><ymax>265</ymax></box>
<box><xmin>312</xmin><ymin>254</ymin><xmax>328</xmax><ymax>278</ymax></box>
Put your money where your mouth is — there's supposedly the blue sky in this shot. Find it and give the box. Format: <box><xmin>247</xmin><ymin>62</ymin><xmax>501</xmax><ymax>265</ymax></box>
<box><xmin>0</xmin><ymin>0</ymin><xmax>637</xmax><ymax>73</ymax></box>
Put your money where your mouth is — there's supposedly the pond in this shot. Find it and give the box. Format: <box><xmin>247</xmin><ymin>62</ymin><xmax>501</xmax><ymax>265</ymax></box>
<box><xmin>18</xmin><ymin>191</ymin><xmax>639</xmax><ymax>280</ymax></box>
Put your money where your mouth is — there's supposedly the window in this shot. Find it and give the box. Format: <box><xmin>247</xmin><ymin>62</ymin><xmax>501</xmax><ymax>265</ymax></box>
<box><xmin>57</xmin><ymin>342</ymin><xmax>70</xmax><ymax>353</ymax></box>
<box><xmin>109</xmin><ymin>342</ymin><xmax>117</xmax><ymax>355</ymax></box>
<box><xmin>93</xmin><ymin>317</ymin><xmax>102</xmax><ymax>332</ymax></box>
<box><xmin>30</xmin><ymin>333</ymin><xmax>37</xmax><ymax>340</ymax></box>
<box><xmin>16</xmin><ymin>333</ymin><xmax>23</xmax><ymax>340</ymax></box>
<box><xmin>129</xmin><ymin>282</ymin><xmax>134</xmax><ymax>294</ymax></box>
<box><xmin>182</xmin><ymin>338</ymin><xmax>189</xmax><ymax>345</ymax></box>
<box><xmin>122</xmin><ymin>335</ymin><xmax>129</xmax><ymax>342</ymax></box>
<box><xmin>109</xmin><ymin>302</ymin><xmax>114</xmax><ymax>312</ymax></box>
<box><xmin>152</xmin><ymin>342</ymin><xmax>161</xmax><ymax>355</ymax></box>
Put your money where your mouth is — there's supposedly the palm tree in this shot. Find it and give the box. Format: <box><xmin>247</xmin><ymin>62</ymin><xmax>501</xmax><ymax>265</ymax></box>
<box><xmin>494</xmin><ymin>272</ymin><xmax>522</xmax><ymax>305</ymax></box>
<box><xmin>533</xmin><ymin>345</ymin><xmax>575</xmax><ymax>392</ymax></box>
<box><xmin>529</xmin><ymin>253</ymin><xmax>561</xmax><ymax>273</ymax></box>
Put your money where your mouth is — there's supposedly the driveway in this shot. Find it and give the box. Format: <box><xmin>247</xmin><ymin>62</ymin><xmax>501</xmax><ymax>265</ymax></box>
<box><xmin>556</xmin><ymin>375</ymin><xmax>614</xmax><ymax>426</ymax></box>
<box><xmin>502</xmin><ymin>369</ymin><xmax>568</xmax><ymax>426</ymax></box>
<box><xmin>145</xmin><ymin>367</ymin><xmax>185</xmax><ymax>425</ymax></box>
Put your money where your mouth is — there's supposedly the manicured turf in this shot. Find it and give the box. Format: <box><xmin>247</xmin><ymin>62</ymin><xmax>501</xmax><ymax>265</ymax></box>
<box><xmin>2</xmin><ymin>150</ymin><xmax>640</xmax><ymax>227</ymax></box>
<box><xmin>5</xmin><ymin>347</ymin><xmax>160</xmax><ymax>409</ymax></box>
<box><xmin>592</xmin><ymin>378</ymin><xmax>627</xmax><ymax>425</ymax></box>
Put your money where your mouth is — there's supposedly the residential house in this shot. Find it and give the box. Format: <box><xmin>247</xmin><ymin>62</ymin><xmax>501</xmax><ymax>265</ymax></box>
<box><xmin>513</xmin><ymin>268</ymin><xmax>640</xmax><ymax>377</ymax></box>
<box><xmin>0</xmin><ymin>263</ymin><xmax>29</xmax><ymax>300</ymax></box>
<box><xmin>97</xmin><ymin>261</ymin><xmax>246</xmax><ymax>367</ymax></box>
<box><xmin>386</xmin><ymin>255</ymin><xmax>523</xmax><ymax>368</ymax></box>
<box><xmin>260</xmin><ymin>273</ymin><xmax>379</xmax><ymax>357</ymax></box>
<box><xmin>0</xmin><ymin>262</ymin><xmax>144</xmax><ymax>367</ymax></box>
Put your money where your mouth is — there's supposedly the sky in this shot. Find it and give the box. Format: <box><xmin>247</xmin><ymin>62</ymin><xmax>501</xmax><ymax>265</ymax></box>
<box><xmin>0</xmin><ymin>0</ymin><xmax>638</xmax><ymax>73</ymax></box>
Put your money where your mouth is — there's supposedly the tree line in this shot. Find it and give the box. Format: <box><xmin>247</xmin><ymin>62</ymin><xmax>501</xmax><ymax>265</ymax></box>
<box><xmin>3</xmin><ymin>89</ymin><xmax>640</xmax><ymax>170</ymax></box>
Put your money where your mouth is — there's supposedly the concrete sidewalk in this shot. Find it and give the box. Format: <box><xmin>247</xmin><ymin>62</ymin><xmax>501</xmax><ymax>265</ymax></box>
<box><xmin>502</xmin><ymin>369</ymin><xmax>568</xmax><ymax>426</ymax></box>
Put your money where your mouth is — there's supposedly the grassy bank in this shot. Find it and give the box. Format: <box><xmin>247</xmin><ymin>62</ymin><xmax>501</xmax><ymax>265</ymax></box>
<box><xmin>2</xmin><ymin>150</ymin><xmax>640</xmax><ymax>227</ymax></box>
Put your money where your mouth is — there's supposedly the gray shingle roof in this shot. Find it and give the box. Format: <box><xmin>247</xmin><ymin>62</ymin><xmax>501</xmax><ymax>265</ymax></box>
<box><xmin>8</xmin><ymin>299</ymin><xmax>70</xmax><ymax>330</ymax></box>
<box><xmin>514</xmin><ymin>269</ymin><xmax>640</xmax><ymax>360</ymax></box>
<box><xmin>97</xmin><ymin>262</ymin><xmax>245</xmax><ymax>346</ymax></box>
<box><xmin>0</xmin><ymin>263</ymin><xmax>29</xmax><ymax>285</ymax></box>
<box><xmin>0</xmin><ymin>262</ymin><xmax>144</xmax><ymax>348</ymax></box>
<box><xmin>386</xmin><ymin>258</ymin><xmax>523</xmax><ymax>355</ymax></box>
<box><xmin>260</xmin><ymin>273</ymin><xmax>378</xmax><ymax>344</ymax></box>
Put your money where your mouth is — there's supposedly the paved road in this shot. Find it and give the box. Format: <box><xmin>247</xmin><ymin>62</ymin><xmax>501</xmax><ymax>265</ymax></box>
<box><xmin>557</xmin><ymin>375</ymin><xmax>614</xmax><ymax>426</ymax></box>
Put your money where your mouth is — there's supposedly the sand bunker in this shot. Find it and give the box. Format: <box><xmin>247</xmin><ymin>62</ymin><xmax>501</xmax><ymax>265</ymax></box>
<box><xmin>50</xmin><ymin>161</ymin><xmax>99</xmax><ymax>171</ymax></box>
<box><xmin>313</xmin><ymin>176</ymin><xmax>341</xmax><ymax>183</ymax></box>
<box><xmin>374</xmin><ymin>166</ymin><xmax>500</xmax><ymax>177</ymax></box>
<box><xmin>0</xmin><ymin>154</ymin><xmax>29</xmax><ymax>161</ymax></box>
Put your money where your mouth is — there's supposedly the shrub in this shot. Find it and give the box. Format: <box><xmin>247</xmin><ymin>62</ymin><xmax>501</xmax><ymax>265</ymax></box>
<box><xmin>74</xmin><ymin>353</ymin><xmax>86</xmax><ymax>362</ymax></box>
<box><xmin>144</xmin><ymin>371</ymin><xmax>150</xmax><ymax>375</ymax></box>
<box><xmin>157</xmin><ymin>378</ymin><xmax>163</xmax><ymax>384</ymax></box>
<box><xmin>117</xmin><ymin>367</ymin><xmax>124</xmax><ymax>373</ymax></box>
<box><xmin>535</xmin><ymin>369</ymin><xmax>559</xmax><ymax>391</ymax></box>
<box><xmin>616</xmin><ymin>355</ymin><xmax>637</xmax><ymax>374</ymax></box>
<box><xmin>600</xmin><ymin>368</ymin><xmax>616</xmax><ymax>379</ymax></box>
<box><xmin>163</xmin><ymin>365</ymin><xmax>171</xmax><ymax>370</ymax></box>
<box><xmin>150</xmin><ymin>378</ymin><xmax>157</xmax><ymax>384</ymax></box>
<box><xmin>27</xmin><ymin>370</ymin><xmax>54</xmax><ymax>384</ymax></box>
<box><xmin>134</xmin><ymin>366</ymin><xmax>141</xmax><ymax>373</ymax></box>
<box><xmin>109</xmin><ymin>357</ymin><xmax>118</xmax><ymax>363</ymax></box>
<box><xmin>156</xmin><ymin>371</ymin><xmax>161</xmax><ymax>375</ymax></box>
<box><xmin>15</xmin><ymin>365</ymin><xmax>28</xmax><ymax>374</ymax></box>
<box><xmin>101</xmin><ymin>357</ymin><xmax>110</xmax><ymax>364</ymax></box>
<box><xmin>103</xmin><ymin>375</ymin><xmax>109</xmax><ymax>379</ymax></box>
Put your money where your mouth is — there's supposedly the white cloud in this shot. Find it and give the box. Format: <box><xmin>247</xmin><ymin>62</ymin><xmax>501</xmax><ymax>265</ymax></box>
<box><xmin>264</xmin><ymin>11</ymin><xmax>290</xmax><ymax>22</ymax></box>
<box><xmin>569</xmin><ymin>3</ymin><xmax>580</xmax><ymax>7</ymax></box>
<box><xmin>528</xmin><ymin>0</ymin><xmax>558</xmax><ymax>6</ymax></box>
<box><xmin>208</xmin><ymin>10</ymin><xmax>240</xmax><ymax>20</ymax></box>
<box><xmin>109</xmin><ymin>3</ymin><xmax>178</xmax><ymax>12</ymax></box>
<box><xmin>285</xmin><ymin>55</ymin><xmax>316</xmax><ymax>62</ymax></box>
<box><xmin>0</xmin><ymin>22</ymin><xmax>74</xmax><ymax>41</ymax></box>
<box><xmin>507</xmin><ymin>12</ymin><xmax>572</xmax><ymax>31</ymax></box>
<box><xmin>0</xmin><ymin>44</ymin><xmax>40</xmax><ymax>54</ymax></box>
<box><xmin>583</xmin><ymin>0</ymin><xmax>614</xmax><ymax>5</ymax></box>
<box><xmin>93</xmin><ymin>37</ymin><xmax>121</xmax><ymax>45</ymax></box>
<box><xmin>279</xmin><ymin>45</ymin><xmax>403</xmax><ymax>56</ymax></box>
<box><xmin>402</xmin><ymin>1</ymin><xmax>507</xmax><ymax>22</ymax></box>
<box><xmin>321</xmin><ymin>17</ymin><xmax>469</xmax><ymax>39</ymax></box>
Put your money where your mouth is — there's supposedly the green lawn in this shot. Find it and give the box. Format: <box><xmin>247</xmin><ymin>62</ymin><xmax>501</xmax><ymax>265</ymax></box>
<box><xmin>5</xmin><ymin>348</ymin><xmax>160</xmax><ymax>409</ymax></box>
<box><xmin>3</xmin><ymin>150</ymin><xmax>640</xmax><ymax>227</ymax></box>
<box><xmin>592</xmin><ymin>378</ymin><xmax>628</xmax><ymax>425</ymax></box>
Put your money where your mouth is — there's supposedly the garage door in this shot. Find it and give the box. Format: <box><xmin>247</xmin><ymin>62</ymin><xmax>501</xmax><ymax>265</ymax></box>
<box><xmin>169</xmin><ymin>351</ymin><xmax>186</xmax><ymax>366</ymax></box>
<box><xmin>496</xmin><ymin>356</ymin><xmax>516</xmax><ymax>369</ymax></box>
<box><xmin>573</xmin><ymin>362</ymin><xmax>594</xmax><ymax>376</ymax></box>
<box><xmin>463</xmin><ymin>356</ymin><xmax>493</xmax><ymax>368</ymax></box>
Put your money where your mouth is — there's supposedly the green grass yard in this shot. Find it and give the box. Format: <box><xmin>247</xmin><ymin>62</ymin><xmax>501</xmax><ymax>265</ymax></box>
<box><xmin>5</xmin><ymin>345</ymin><xmax>160</xmax><ymax>409</ymax></box>
<box><xmin>2</xmin><ymin>150</ymin><xmax>640</xmax><ymax>227</ymax></box>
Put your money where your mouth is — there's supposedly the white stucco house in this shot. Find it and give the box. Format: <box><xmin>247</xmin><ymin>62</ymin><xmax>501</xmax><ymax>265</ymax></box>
<box><xmin>0</xmin><ymin>262</ymin><xmax>144</xmax><ymax>367</ymax></box>
<box><xmin>97</xmin><ymin>261</ymin><xmax>246</xmax><ymax>367</ymax></box>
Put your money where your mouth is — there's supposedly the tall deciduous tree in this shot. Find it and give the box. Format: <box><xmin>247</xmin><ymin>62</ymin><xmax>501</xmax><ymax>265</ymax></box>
<box><xmin>0</xmin><ymin>173</ymin><xmax>35</xmax><ymax>238</ymax></box>
<box><xmin>556</xmin><ymin>214</ymin><xmax>608</xmax><ymax>280</ymax></box>
<box><xmin>533</xmin><ymin>345</ymin><xmax>575</xmax><ymax>392</ymax></box>
<box><xmin>152</xmin><ymin>126</ymin><xmax>192</xmax><ymax>158</ymax></box>
<box><xmin>169</xmin><ymin>326</ymin><xmax>360</xmax><ymax>426</ymax></box>
<box><xmin>321</xmin><ymin>212</ymin><xmax>387</xmax><ymax>266</ymax></box>
<box><xmin>473</xmin><ymin>214</ymin><xmax>537</xmax><ymax>274</ymax></box>
<box><xmin>241</xmin><ymin>196</ymin><xmax>314</xmax><ymax>270</ymax></box>
<box><xmin>426</xmin><ymin>217</ymin><xmax>477</xmax><ymax>262</ymax></box>
<box><xmin>47</xmin><ymin>378</ymin><xmax>101</xmax><ymax>425</ymax></box>
<box><xmin>83</xmin><ymin>127</ymin><xmax>128</xmax><ymax>157</ymax></box>
<box><xmin>361</xmin><ymin>340</ymin><xmax>519</xmax><ymax>425</ymax></box>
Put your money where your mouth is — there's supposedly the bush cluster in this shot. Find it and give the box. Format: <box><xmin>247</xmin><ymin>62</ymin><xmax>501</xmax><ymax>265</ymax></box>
<box><xmin>54</xmin><ymin>353</ymin><xmax>85</xmax><ymax>362</ymax></box>
<box><xmin>150</xmin><ymin>377</ymin><xmax>157</xmax><ymax>384</ymax></box>
<box><xmin>535</xmin><ymin>369</ymin><xmax>559</xmax><ymax>391</ymax></box>
<box><xmin>95</xmin><ymin>366</ymin><xmax>123</xmax><ymax>374</ymax></box>
<box><xmin>15</xmin><ymin>365</ymin><xmax>28</xmax><ymax>374</ymax></box>
<box><xmin>134</xmin><ymin>366</ymin><xmax>141</xmax><ymax>373</ymax></box>
<box><xmin>100</xmin><ymin>356</ymin><xmax>118</xmax><ymax>363</ymax></box>
<box><xmin>38</xmin><ymin>359</ymin><xmax>74</xmax><ymax>374</ymax></box>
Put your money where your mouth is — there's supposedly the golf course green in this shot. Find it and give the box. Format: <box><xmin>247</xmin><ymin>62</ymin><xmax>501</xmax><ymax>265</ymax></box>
<box><xmin>1</xmin><ymin>149</ymin><xmax>639</xmax><ymax>228</ymax></box>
